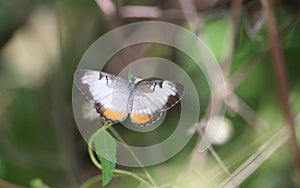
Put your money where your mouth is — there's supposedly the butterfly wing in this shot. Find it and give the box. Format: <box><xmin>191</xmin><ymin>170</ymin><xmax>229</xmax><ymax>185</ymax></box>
<box><xmin>74</xmin><ymin>69</ymin><xmax>130</xmax><ymax>122</ymax></box>
<box><xmin>130</xmin><ymin>79</ymin><xmax>184</xmax><ymax>126</ymax></box>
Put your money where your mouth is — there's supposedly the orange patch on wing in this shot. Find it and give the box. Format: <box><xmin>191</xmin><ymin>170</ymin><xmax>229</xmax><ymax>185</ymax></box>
<box><xmin>100</xmin><ymin>107</ymin><xmax>126</xmax><ymax>121</ymax></box>
<box><xmin>130</xmin><ymin>113</ymin><xmax>151</xmax><ymax>124</ymax></box>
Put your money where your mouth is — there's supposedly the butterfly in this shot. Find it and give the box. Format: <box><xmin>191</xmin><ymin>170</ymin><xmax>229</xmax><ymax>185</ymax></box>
<box><xmin>74</xmin><ymin>69</ymin><xmax>184</xmax><ymax>126</ymax></box>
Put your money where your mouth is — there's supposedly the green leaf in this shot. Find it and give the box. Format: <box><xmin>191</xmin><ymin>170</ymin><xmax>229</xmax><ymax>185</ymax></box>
<box><xmin>94</xmin><ymin>128</ymin><xmax>117</xmax><ymax>186</ymax></box>
<box><xmin>137</xmin><ymin>182</ymin><xmax>151</xmax><ymax>188</ymax></box>
<box><xmin>29</xmin><ymin>178</ymin><xmax>50</xmax><ymax>188</ymax></box>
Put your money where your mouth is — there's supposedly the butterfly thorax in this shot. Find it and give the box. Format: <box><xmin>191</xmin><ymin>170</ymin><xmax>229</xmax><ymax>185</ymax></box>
<box><xmin>127</xmin><ymin>77</ymin><xmax>142</xmax><ymax>113</ymax></box>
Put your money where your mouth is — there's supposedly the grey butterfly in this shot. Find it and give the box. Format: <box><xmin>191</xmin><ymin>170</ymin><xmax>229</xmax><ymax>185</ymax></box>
<box><xmin>74</xmin><ymin>69</ymin><xmax>184</xmax><ymax>126</ymax></box>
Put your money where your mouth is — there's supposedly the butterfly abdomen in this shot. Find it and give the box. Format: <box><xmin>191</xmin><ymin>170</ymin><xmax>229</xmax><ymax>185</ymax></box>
<box><xmin>127</xmin><ymin>82</ymin><xmax>136</xmax><ymax>113</ymax></box>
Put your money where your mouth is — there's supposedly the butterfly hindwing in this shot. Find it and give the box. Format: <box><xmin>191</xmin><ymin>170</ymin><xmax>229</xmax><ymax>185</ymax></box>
<box><xmin>74</xmin><ymin>70</ymin><xmax>130</xmax><ymax>122</ymax></box>
<box><xmin>130</xmin><ymin>110</ymin><xmax>162</xmax><ymax>126</ymax></box>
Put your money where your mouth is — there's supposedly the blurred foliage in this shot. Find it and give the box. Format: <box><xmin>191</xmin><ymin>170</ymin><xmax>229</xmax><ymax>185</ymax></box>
<box><xmin>0</xmin><ymin>0</ymin><xmax>300</xmax><ymax>187</ymax></box>
<box><xmin>29</xmin><ymin>178</ymin><xmax>50</xmax><ymax>188</ymax></box>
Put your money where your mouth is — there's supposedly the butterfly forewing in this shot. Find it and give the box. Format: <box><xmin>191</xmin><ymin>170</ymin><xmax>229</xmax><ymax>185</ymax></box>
<box><xmin>74</xmin><ymin>70</ymin><xmax>130</xmax><ymax>122</ymax></box>
<box><xmin>135</xmin><ymin>80</ymin><xmax>184</xmax><ymax>110</ymax></box>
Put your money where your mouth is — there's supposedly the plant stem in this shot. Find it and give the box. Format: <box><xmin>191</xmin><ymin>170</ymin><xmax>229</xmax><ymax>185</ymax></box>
<box><xmin>265</xmin><ymin>0</ymin><xmax>300</xmax><ymax>172</ymax></box>
<box><xmin>0</xmin><ymin>179</ymin><xmax>22</xmax><ymax>188</ymax></box>
<box><xmin>79</xmin><ymin>175</ymin><xmax>102</xmax><ymax>188</ymax></box>
<box><xmin>87</xmin><ymin>122</ymin><xmax>152</xmax><ymax>187</ymax></box>
<box><xmin>109</xmin><ymin>127</ymin><xmax>157</xmax><ymax>186</ymax></box>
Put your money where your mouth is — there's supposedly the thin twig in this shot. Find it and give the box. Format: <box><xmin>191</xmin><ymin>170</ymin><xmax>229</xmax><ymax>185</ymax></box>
<box><xmin>243</xmin><ymin>0</ymin><xmax>266</xmax><ymax>42</ymax></box>
<box><xmin>120</xmin><ymin>6</ymin><xmax>162</xmax><ymax>18</ymax></box>
<box><xmin>95</xmin><ymin>0</ymin><xmax>120</xmax><ymax>28</ymax></box>
<box><xmin>222</xmin><ymin>0</ymin><xmax>243</xmax><ymax>77</ymax></box>
<box><xmin>225</xmin><ymin>93</ymin><xmax>268</xmax><ymax>133</ymax></box>
<box><xmin>279</xmin><ymin>8</ymin><xmax>300</xmax><ymax>37</ymax></box>
<box><xmin>220</xmin><ymin>126</ymin><xmax>290</xmax><ymax>187</ymax></box>
<box><xmin>265</xmin><ymin>0</ymin><xmax>300</xmax><ymax>172</ymax></box>
<box><xmin>95</xmin><ymin>0</ymin><xmax>116</xmax><ymax>17</ymax></box>
<box><xmin>198</xmin><ymin>128</ymin><xmax>239</xmax><ymax>187</ymax></box>
<box><xmin>109</xmin><ymin>127</ymin><xmax>158</xmax><ymax>186</ymax></box>
<box><xmin>0</xmin><ymin>180</ymin><xmax>23</xmax><ymax>188</ymax></box>
<box><xmin>178</xmin><ymin>0</ymin><xmax>203</xmax><ymax>35</ymax></box>
<box><xmin>80</xmin><ymin>175</ymin><xmax>102</xmax><ymax>188</ymax></box>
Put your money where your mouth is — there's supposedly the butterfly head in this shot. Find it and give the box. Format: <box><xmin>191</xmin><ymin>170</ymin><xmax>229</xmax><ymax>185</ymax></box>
<box><xmin>129</xmin><ymin>75</ymin><xmax>142</xmax><ymax>84</ymax></box>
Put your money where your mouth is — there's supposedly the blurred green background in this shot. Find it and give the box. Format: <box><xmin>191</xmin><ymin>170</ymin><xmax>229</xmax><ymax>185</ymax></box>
<box><xmin>0</xmin><ymin>0</ymin><xmax>300</xmax><ymax>187</ymax></box>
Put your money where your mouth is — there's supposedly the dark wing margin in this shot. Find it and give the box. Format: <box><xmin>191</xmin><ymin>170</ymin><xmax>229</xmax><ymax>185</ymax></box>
<box><xmin>164</xmin><ymin>81</ymin><xmax>184</xmax><ymax>109</ymax></box>
<box><xmin>74</xmin><ymin>69</ymin><xmax>97</xmax><ymax>101</ymax></box>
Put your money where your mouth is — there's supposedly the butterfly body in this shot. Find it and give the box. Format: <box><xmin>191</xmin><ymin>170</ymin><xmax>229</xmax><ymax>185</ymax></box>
<box><xmin>74</xmin><ymin>69</ymin><xmax>184</xmax><ymax>126</ymax></box>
